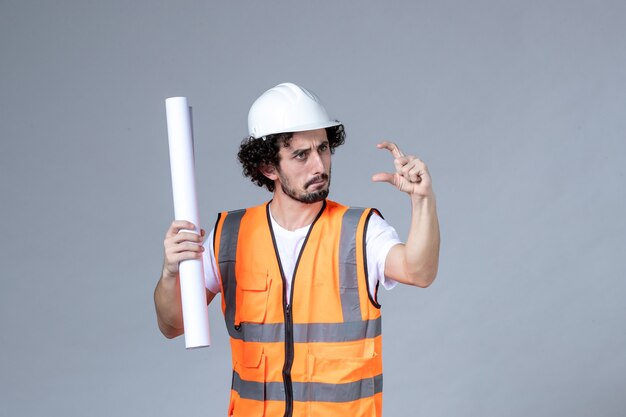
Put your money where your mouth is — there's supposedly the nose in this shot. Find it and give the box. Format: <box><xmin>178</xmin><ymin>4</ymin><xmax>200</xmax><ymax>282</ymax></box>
<box><xmin>308</xmin><ymin>149</ymin><xmax>324</xmax><ymax>174</ymax></box>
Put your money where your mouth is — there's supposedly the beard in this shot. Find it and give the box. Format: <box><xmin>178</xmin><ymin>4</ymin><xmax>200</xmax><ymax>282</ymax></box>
<box><xmin>278</xmin><ymin>171</ymin><xmax>331</xmax><ymax>204</ymax></box>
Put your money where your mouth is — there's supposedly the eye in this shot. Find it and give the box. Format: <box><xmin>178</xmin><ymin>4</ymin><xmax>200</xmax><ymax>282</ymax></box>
<box><xmin>319</xmin><ymin>143</ymin><xmax>329</xmax><ymax>152</ymax></box>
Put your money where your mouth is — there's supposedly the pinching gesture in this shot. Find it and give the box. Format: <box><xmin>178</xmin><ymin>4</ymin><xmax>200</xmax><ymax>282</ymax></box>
<box><xmin>372</xmin><ymin>141</ymin><xmax>433</xmax><ymax>198</ymax></box>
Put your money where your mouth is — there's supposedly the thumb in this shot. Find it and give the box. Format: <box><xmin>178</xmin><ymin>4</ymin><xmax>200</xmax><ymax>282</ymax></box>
<box><xmin>372</xmin><ymin>172</ymin><xmax>396</xmax><ymax>184</ymax></box>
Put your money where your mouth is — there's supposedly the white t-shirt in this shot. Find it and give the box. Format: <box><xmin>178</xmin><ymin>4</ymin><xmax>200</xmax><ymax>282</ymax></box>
<box><xmin>203</xmin><ymin>210</ymin><xmax>401</xmax><ymax>302</ymax></box>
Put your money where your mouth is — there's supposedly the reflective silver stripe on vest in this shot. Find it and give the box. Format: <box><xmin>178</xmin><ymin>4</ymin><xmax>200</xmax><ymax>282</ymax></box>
<box><xmin>339</xmin><ymin>208</ymin><xmax>365</xmax><ymax>322</ymax></box>
<box><xmin>218</xmin><ymin>209</ymin><xmax>246</xmax><ymax>334</ymax></box>
<box><xmin>233</xmin><ymin>371</ymin><xmax>383</xmax><ymax>403</ymax></box>
<box><xmin>226</xmin><ymin>316</ymin><xmax>382</xmax><ymax>343</ymax></box>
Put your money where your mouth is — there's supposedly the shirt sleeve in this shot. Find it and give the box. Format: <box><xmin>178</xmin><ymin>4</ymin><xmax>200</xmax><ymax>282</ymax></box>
<box><xmin>366</xmin><ymin>212</ymin><xmax>402</xmax><ymax>293</ymax></box>
<box><xmin>202</xmin><ymin>228</ymin><xmax>222</xmax><ymax>294</ymax></box>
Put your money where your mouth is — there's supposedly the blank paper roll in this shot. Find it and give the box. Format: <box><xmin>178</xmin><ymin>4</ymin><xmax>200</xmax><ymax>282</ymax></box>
<box><xmin>165</xmin><ymin>96</ymin><xmax>211</xmax><ymax>349</ymax></box>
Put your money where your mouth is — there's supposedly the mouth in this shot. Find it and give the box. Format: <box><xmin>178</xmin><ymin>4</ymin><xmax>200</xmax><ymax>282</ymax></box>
<box><xmin>305</xmin><ymin>174</ymin><xmax>328</xmax><ymax>188</ymax></box>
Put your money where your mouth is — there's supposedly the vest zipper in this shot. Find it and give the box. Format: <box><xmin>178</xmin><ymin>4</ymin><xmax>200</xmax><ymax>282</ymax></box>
<box><xmin>266</xmin><ymin>200</ymin><xmax>327</xmax><ymax>417</ymax></box>
<box><xmin>282</xmin><ymin>303</ymin><xmax>294</xmax><ymax>417</ymax></box>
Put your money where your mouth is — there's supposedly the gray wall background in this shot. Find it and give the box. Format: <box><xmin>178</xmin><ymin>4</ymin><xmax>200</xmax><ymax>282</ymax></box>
<box><xmin>1</xmin><ymin>1</ymin><xmax>625</xmax><ymax>416</ymax></box>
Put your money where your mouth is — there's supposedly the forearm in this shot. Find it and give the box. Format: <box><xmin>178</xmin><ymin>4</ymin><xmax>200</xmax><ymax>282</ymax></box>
<box><xmin>403</xmin><ymin>193</ymin><xmax>440</xmax><ymax>287</ymax></box>
<box><xmin>374</xmin><ymin>141</ymin><xmax>440</xmax><ymax>287</ymax></box>
<box><xmin>154</xmin><ymin>272</ymin><xmax>184</xmax><ymax>339</ymax></box>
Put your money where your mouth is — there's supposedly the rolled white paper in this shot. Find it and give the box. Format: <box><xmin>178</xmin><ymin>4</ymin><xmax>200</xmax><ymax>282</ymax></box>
<box><xmin>165</xmin><ymin>97</ymin><xmax>211</xmax><ymax>349</ymax></box>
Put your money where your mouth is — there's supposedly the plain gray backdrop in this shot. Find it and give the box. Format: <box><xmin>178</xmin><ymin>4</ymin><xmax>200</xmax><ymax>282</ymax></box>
<box><xmin>1</xmin><ymin>1</ymin><xmax>625</xmax><ymax>416</ymax></box>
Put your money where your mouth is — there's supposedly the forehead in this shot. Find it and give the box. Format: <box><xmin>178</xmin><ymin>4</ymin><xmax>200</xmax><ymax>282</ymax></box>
<box><xmin>286</xmin><ymin>128</ymin><xmax>328</xmax><ymax>149</ymax></box>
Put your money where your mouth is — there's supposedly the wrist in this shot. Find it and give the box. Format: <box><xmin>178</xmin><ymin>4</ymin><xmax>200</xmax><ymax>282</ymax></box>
<box><xmin>160</xmin><ymin>267</ymin><xmax>179</xmax><ymax>284</ymax></box>
<box><xmin>410</xmin><ymin>191</ymin><xmax>436</xmax><ymax>206</ymax></box>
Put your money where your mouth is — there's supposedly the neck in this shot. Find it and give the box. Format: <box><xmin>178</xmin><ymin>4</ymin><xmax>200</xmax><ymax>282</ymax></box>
<box><xmin>269</xmin><ymin>190</ymin><xmax>325</xmax><ymax>231</ymax></box>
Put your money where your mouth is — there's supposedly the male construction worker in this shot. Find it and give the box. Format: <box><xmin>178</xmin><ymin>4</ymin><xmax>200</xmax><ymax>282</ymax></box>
<box><xmin>154</xmin><ymin>82</ymin><xmax>440</xmax><ymax>417</ymax></box>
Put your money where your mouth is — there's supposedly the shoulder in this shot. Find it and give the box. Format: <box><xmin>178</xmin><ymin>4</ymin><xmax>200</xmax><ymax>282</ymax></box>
<box><xmin>363</xmin><ymin>210</ymin><xmax>401</xmax><ymax>250</ymax></box>
<box><xmin>212</xmin><ymin>203</ymin><xmax>268</xmax><ymax>249</ymax></box>
<box><xmin>324</xmin><ymin>200</ymin><xmax>392</xmax><ymax>229</ymax></box>
<box><xmin>219</xmin><ymin>201</ymin><xmax>268</xmax><ymax>215</ymax></box>
<box><xmin>215</xmin><ymin>202</ymin><xmax>269</xmax><ymax>225</ymax></box>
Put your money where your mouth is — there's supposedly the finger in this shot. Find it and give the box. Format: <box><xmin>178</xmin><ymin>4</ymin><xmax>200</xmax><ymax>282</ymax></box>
<box><xmin>394</xmin><ymin>156</ymin><xmax>411</xmax><ymax>173</ymax></box>
<box><xmin>400</xmin><ymin>163</ymin><xmax>412</xmax><ymax>178</ymax></box>
<box><xmin>164</xmin><ymin>236</ymin><xmax>203</xmax><ymax>261</ymax></box>
<box><xmin>407</xmin><ymin>166</ymin><xmax>423</xmax><ymax>183</ymax></box>
<box><xmin>166</xmin><ymin>220</ymin><xmax>198</xmax><ymax>237</ymax></box>
<box><xmin>167</xmin><ymin>241</ymin><xmax>205</xmax><ymax>255</ymax></box>
<box><xmin>401</xmin><ymin>157</ymin><xmax>421</xmax><ymax>175</ymax></box>
<box><xmin>412</xmin><ymin>159</ymin><xmax>430</xmax><ymax>180</ymax></box>
<box><xmin>376</xmin><ymin>141</ymin><xmax>405</xmax><ymax>158</ymax></box>
<box><xmin>169</xmin><ymin>231</ymin><xmax>204</xmax><ymax>244</ymax></box>
<box><xmin>371</xmin><ymin>172</ymin><xmax>396</xmax><ymax>184</ymax></box>
<box><xmin>402</xmin><ymin>157</ymin><xmax>425</xmax><ymax>173</ymax></box>
<box><xmin>171</xmin><ymin>220</ymin><xmax>197</xmax><ymax>231</ymax></box>
<box><xmin>165</xmin><ymin>243</ymin><xmax>205</xmax><ymax>266</ymax></box>
<box><xmin>165</xmin><ymin>249</ymin><xmax>204</xmax><ymax>269</ymax></box>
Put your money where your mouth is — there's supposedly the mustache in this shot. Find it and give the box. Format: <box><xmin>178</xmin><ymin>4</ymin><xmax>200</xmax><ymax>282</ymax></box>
<box><xmin>304</xmin><ymin>173</ymin><xmax>329</xmax><ymax>188</ymax></box>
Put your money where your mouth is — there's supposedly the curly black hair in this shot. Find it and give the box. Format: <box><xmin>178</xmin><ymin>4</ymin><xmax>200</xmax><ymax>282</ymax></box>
<box><xmin>237</xmin><ymin>125</ymin><xmax>345</xmax><ymax>192</ymax></box>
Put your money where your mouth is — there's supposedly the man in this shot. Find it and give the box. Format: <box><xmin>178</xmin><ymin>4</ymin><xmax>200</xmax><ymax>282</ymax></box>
<box><xmin>154</xmin><ymin>82</ymin><xmax>440</xmax><ymax>417</ymax></box>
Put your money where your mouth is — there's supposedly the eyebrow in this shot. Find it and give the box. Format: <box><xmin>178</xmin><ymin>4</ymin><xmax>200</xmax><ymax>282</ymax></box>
<box><xmin>289</xmin><ymin>140</ymin><xmax>329</xmax><ymax>156</ymax></box>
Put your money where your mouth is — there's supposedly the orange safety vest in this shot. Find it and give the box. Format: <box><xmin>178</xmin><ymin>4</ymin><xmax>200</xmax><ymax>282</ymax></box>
<box><xmin>214</xmin><ymin>200</ymin><xmax>383</xmax><ymax>417</ymax></box>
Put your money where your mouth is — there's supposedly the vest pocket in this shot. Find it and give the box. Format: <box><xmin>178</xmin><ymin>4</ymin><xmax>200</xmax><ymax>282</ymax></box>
<box><xmin>305</xmin><ymin>351</ymin><xmax>379</xmax><ymax>417</ymax></box>
<box><xmin>231</xmin><ymin>344</ymin><xmax>266</xmax><ymax>417</ymax></box>
<box><xmin>236</xmin><ymin>270</ymin><xmax>269</xmax><ymax>325</ymax></box>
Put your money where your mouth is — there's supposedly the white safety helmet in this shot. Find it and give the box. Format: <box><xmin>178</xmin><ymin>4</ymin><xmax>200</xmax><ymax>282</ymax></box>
<box><xmin>248</xmin><ymin>82</ymin><xmax>342</xmax><ymax>139</ymax></box>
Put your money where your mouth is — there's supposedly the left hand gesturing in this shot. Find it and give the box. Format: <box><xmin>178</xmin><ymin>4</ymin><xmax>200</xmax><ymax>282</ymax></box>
<box><xmin>372</xmin><ymin>141</ymin><xmax>433</xmax><ymax>198</ymax></box>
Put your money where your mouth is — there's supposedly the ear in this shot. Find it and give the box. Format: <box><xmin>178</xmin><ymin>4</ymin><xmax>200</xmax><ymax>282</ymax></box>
<box><xmin>259</xmin><ymin>164</ymin><xmax>278</xmax><ymax>181</ymax></box>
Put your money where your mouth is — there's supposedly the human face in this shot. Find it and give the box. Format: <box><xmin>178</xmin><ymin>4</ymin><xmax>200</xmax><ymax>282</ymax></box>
<box><xmin>275</xmin><ymin>128</ymin><xmax>332</xmax><ymax>204</ymax></box>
